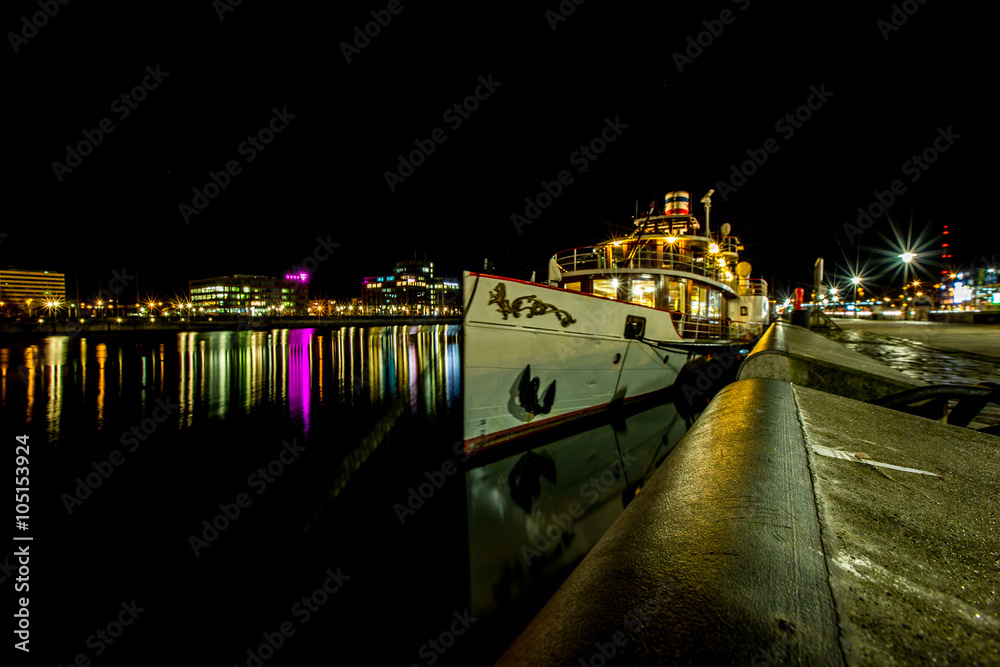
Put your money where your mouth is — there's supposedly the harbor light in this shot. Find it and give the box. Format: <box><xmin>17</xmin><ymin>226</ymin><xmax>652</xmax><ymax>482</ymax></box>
<box><xmin>898</xmin><ymin>252</ymin><xmax>916</xmax><ymax>263</ymax></box>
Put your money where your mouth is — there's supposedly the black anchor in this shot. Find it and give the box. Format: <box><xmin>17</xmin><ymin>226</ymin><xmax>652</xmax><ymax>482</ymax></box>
<box><xmin>518</xmin><ymin>364</ymin><xmax>556</xmax><ymax>421</ymax></box>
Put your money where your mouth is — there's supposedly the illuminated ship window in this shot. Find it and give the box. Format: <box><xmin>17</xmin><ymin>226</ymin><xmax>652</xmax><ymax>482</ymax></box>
<box><xmin>630</xmin><ymin>279</ymin><xmax>656</xmax><ymax>308</ymax></box>
<box><xmin>592</xmin><ymin>279</ymin><xmax>618</xmax><ymax>300</ymax></box>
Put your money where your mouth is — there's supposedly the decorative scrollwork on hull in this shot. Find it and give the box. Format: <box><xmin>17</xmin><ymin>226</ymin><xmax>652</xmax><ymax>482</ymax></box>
<box><xmin>488</xmin><ymin>283</ymin><xmax>577</xmax><ymax>327</ymax></box>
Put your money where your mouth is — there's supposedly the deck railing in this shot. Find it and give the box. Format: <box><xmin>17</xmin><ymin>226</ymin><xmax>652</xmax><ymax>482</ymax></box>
<box><xmin>669</xmin><ymin>314</ymin><xmax>766</xmax><ymax>342</ymax></box>
<box><xmin>735</xmin><ymin>279</ymin><xmax>768</xmax><ymax>297</ymax></box>
<box><xmin>674</xmin><ymin>317</ymin><xmax>725</xmax><ymax>339</ymax></box>
<box><xmin>554</xmin><ymin>247</ymin><xmax>736</xmax><ymax>288</ymax></box>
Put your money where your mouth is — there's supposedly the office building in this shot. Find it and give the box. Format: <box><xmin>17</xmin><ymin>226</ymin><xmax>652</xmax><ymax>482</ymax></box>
<box><xmin>189</xmin><ymin>274</ymin><xmax>308</xmax><ymax>315</ymax></box>
<box><xmin>0</xmin><ymin>269</ymin><xmax>67</xmax><ymax>315</ymax></box>
<box><xmin>361</xmin><ymin>260</ymin><xmax>459</xmax><ymax>315</ymax></box>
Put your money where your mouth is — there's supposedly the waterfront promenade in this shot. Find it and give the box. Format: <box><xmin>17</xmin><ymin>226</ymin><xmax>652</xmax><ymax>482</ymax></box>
<box><xmin>836</xmin><ymin>319</ymin><xmax>1000</xmax><ymax>358</ymax></box>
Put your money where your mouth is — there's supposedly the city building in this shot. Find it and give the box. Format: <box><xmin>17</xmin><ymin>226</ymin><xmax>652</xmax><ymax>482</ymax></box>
<box><xmin>0</xmin><ymin>269</ymin><xmax>66</xmax><ymax>316</ymax></box>
<box><xmin>189</xmin><ymin>274</ymin><xmax>309</xmax><ymax>316</ymax></box>
<box><xmin>361</xmin><ymin>259</ymin><xmax>459</xmax><ymax>315</ymax></box>
<box><xmin>937</xmin><ymin>267</ymin><xmax>1000</xmax><ymax>311</ymax></box>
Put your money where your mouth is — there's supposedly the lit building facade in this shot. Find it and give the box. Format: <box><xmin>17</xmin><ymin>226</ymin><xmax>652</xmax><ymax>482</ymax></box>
<box><xmin>0</xmin><ymin>269</ymin><xmax>66</xmax><ymax>315</ymax></box>
<box><xmin>362</xmin><ymin>260</ymin><xmax>459</xmax><ymax>315</ymax></box>
<box><xmin>189</xmin><ymin>274</ymin><xmax>308</xmax><ymax>315</ymax></box>
<box><xmin>937</xmin><ymin>268</ymin><xmax>1000</xmax><ymax>311</ymax></box>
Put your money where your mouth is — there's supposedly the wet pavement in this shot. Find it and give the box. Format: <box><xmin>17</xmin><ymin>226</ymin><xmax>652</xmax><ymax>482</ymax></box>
<box><xmin>825</xmin><ymin>320</ymin><xmax>1000</xmax><ymax>427</ymax></box>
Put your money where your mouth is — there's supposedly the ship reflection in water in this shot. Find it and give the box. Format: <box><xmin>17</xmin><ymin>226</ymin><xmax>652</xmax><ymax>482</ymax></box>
<box><xmin>466</xmin><ymin>399</ymin><xmax>696</xmax><ymax>624</ymax></box>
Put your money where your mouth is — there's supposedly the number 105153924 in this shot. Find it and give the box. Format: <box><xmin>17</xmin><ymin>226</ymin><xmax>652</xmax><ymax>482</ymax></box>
<box><xmin>15</xmin><ymin>435</ymin><xmax>30</xmax><ymax>528</ymax></box>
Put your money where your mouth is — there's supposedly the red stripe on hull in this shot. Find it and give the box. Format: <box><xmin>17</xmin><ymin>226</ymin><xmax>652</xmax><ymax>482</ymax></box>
<box><xmin>463</xmin><ymin>386</ymin><xmax>671</xmax><ymax>455</ymax></box>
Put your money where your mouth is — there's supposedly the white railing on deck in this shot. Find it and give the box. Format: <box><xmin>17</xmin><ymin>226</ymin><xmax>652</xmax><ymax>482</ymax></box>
<box><xmin>736</xmin><ymin>279</ymin><xmax>767</xmax><ymax>297</ymax></box>
<box><xmin>554</xmin><ymin>247</ymin><xmax>737</xmax><ymax>290</ymax></box>
<box><xmin>670</xmin><ymin>315</ymin><xmax>765</xmax><ymax>342</ymax></box>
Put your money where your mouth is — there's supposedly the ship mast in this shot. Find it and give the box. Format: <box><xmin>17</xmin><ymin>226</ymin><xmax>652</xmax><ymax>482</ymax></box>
<box><xmin>700</xmin><ymin>189</ymin><xmax>714</xmax><ymax>238</ymax></box>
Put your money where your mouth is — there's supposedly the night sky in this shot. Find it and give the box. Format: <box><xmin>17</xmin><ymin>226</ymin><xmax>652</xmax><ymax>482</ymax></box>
<box><xmin>6</xmin><ymin>1</ymin><xmax>990</xmax><ymax>303</ymax></box>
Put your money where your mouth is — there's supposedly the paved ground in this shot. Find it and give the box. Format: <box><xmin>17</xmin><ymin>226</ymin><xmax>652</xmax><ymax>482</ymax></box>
<box><xmin>835</xmin><ymin>319</ymin><xmax>1000</xmax><ymax>358</ymax></box>
<box><xmin>797</xmin><ymin>382</ymin><xmax>1000</xmax><ymax>665</ymax></box>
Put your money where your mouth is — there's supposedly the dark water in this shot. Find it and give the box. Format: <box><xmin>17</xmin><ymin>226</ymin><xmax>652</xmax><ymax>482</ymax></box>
<box><xmin>1</xmin><ymin>326</ymin><xmax>694</xmax><ymax>666</ymax></box>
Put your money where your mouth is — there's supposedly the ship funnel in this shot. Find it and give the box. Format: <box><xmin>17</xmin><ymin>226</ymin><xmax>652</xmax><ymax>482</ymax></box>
<box><xmin>664</xmin><ymin>191</ymin><xmax>690</xmax><ymax>216</ymax></box>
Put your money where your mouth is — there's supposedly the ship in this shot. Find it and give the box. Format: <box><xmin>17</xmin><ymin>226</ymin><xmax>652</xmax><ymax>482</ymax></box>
<box><xmin>461</xmin><ymin>189</ymin><xmax>769</xmax><ymax>453</ymax></box>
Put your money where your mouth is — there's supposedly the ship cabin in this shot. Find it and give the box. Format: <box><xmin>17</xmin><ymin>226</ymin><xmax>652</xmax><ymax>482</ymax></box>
<box><xmin>551</xmin><ymin>214</ymin><xmax>765</xmax><ymax>339</ymax></box>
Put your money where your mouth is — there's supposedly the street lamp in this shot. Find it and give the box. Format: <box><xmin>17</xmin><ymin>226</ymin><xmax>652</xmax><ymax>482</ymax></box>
<box><xmin>851</xmin><ymin>276</ymin><xmax>861</xmax><ymax>318</ymax></box>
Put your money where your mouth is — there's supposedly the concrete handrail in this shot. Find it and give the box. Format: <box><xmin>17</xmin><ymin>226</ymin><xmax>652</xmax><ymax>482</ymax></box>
<box><xmin>746</xmin><ymin>320</ymin><xmax>789</xmax><ymax>356</ymax></box>
<box><xmin>496</xmin><ymin>378</ymin><xmax>843</xmax><ymax>666</ymax></box>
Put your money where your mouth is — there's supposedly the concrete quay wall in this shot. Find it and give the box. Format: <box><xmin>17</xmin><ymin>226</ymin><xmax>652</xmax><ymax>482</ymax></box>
<box><xmin>497</xmin><ymin>323</ymin><xmax>999</xmax><ymax>665</ymax></box>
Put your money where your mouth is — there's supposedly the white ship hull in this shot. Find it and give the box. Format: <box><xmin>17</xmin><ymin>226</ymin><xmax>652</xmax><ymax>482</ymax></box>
<box><xmin>462</xmin><ymin>272</ymin><xmax>713</xmax><ymax>452</ymax></box>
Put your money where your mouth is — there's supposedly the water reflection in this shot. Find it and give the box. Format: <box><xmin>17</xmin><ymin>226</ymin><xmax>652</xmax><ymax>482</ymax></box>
<box><xmin>828</xmin><ymin>329</ymin><xmax>1000</xmax><ymax>425</ymax></box>
<box><xmin>0</xmin><ymin>325</ymin><xmax>461</xmax><ymax>443</ymax></box>
<box><xmin>466</xmin><ymin>400</ymin><xmax>693</xmax><ymax>618</ymax></box>
<box><xmin>45</xmin><ymin>337</ymin><xmax>67</xmax><ymax>440</ymax></box>
<box><xmin>96</xmin><ymin>343</ymin><xmax>107</xmax><ymax>429</ymax></box>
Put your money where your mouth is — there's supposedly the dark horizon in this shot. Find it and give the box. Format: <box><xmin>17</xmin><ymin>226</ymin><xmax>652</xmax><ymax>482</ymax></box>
<box><xmin>6</xmin><ymin>2</ymin><xmax>990</xmax><ymax>303</ymax></box>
